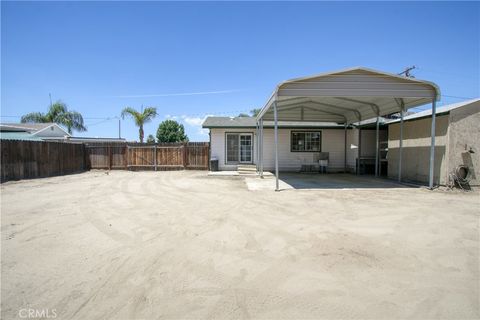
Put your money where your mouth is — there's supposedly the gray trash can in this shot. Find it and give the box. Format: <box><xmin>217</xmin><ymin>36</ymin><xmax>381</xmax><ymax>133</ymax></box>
<box><xmin>210</xmin><ymin>158</ymin><xmax>219</xmax><ymax>171</ymax></box>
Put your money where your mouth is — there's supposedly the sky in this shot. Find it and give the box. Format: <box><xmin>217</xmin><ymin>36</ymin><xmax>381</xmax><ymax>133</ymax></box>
<box><xmin>1</xmin><ymin>1</ymin><xmax>479</xmax><ymax>142</ymax></box>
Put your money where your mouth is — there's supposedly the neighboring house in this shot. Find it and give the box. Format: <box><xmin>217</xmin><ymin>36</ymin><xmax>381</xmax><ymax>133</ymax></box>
<box><xmin>0</xmin><ymin>123</ymin><xmax>70</xmax><ymax>141</ymax></box>
<box><xmin>387</xmin><ymin>98</ymin><xmax>480</xmax><ymax>186</ymax></box>
<box><xmin>64</xmin><ymin>137</ymin><xmax>126</xmax><ymax>143</ymax></box>
<box><xmin>202</xmin><ymin>117</ymin><xmax>387</xmax><ymax>172</ymax></box>
<box><xmin>0</xmin><ymin>123</ymin><xmax>126</xmax><ymax>143</ymax></box>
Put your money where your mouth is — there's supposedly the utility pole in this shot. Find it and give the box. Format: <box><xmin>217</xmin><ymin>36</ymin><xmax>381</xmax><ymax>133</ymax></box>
<box><xmin>49</xmin><ymin>93</ymin><xmax>53</xmax><ymax>107</ymax></box>
<box><xmin>399</xmin><ymin>65</ymin><xmax>417</xmax><ymax>78</ymax></box>
<box><xmin>118</xmin><ymin>118</ymin><xmax>121</xmax><ymax>138</ymax></box>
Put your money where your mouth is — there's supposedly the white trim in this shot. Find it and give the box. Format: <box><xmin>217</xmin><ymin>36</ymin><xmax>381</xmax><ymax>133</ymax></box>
<box><xmin>32</xmin><ymin>123</ymin><xmax>70</xmax><ymax>137</ymax></box>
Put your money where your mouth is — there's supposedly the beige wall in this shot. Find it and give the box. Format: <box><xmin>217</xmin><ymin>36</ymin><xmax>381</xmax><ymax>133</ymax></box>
<box><xmin>388</xmin><ymin>115</ymin><xmax>449</xmax><ymax>185</ymax></box>
<box><xmin>388</xmin><ymin>102</ymin><xmax>480</xmax><ymax>186</ymax></box>
<box><xmin>446</xmin><ymin>101</ymin><xmax>480</xmax><ymax>186</ymax></box>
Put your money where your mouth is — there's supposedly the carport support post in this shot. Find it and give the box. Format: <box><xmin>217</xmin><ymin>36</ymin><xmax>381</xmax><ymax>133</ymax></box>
<box><xmin>429</xmin><ymin>99</ymin><xmax>436</xmax><ymax>189</ymax></box>
<box><xmin>274</xmin><ymin>101</ymin><xmax>279</xmax><ymax>191</ymax></box>
<box><xmin>255</xmin><ymin>121</ymin><xmax>259</xmax><ymax>173</ymax></box>
<box><xmin>260</xmin><ymin>118</ymin><xmax>264</xmax><ymax>178</ymax></box>
<box><xmin>375</xmin><ymin>116</ymin><xmax>379</xmax><ymax>177</ymax></box>
<box><xmin>357</xmin><ymin>127</ymin><xmax>361</xmax><ymax>175</ymax></box>
<box><xmin>344</xmin><ymin>124</ymin><xmax>347</xmax><ymax>173</ymax></box>
<box><xmin>398</xmin><ymin>108</ymin><xmax>404</xmax><ymax>182</ymax></box>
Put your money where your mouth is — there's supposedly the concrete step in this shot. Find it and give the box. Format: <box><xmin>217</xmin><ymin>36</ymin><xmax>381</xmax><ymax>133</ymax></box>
<box><xmin>237</xmin><ymin>164</ymin><xmax>257</xmax><ymax>176</ymax></box>
<box><xmin>237</xmin><ymin>165</ymin><xmax>257</xmax><ymax>172</ymax></box>
<box><xmin>237</xmin><ymin>164</ymin><xmax>256</xmax><ymax>171</ymax></box>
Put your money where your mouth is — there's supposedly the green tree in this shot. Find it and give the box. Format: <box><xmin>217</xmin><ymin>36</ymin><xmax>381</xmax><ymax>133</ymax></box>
<box><xmin>146</xmin><ymin>134</ymin><xmax>156</xmax><ymax>143</ymax></box>
<box><xmin>21</xmin><ymin>101</ymin><xmax>86</xmax><ymax>134</ymax></box>
<box><xmin>250</xmin><ymin>108</ymin><xmax>261</xmax><ymax>117</ymax></box>
<box><xmin>121</xmin><ymin>106</ymin><xmax>157</xmax><ymax>143</ymax></box>
<box><xmin>238</xmin><ymin>108</ymin><xmax>261</xmax><ymax>117</ymax></box>
<box><xmin>156</xmin><ymin>120</ymin><xmax>188</xmax><ymax>143</ymax></box>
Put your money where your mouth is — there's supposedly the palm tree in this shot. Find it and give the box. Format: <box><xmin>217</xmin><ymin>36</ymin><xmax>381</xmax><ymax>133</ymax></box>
<box><xmin>21</xmin><ymin>101</ymin><xmax>86</xmax><ymax>134</ymax></box>
<box><xmin>121</xmin><ymin>106</ymin><xmax>157</xmax><ymax>143</ymax></box>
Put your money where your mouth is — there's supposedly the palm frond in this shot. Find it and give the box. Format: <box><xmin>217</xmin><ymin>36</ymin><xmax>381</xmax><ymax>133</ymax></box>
<box><xmin>141</xmin><ymin>107</ymin><xmax>157</xmax><ymax>124</ymax></box>
<box><xmin>21</xmin><ymin>112</ymin><xmax>48</xmax><ymax>123</ymax></box>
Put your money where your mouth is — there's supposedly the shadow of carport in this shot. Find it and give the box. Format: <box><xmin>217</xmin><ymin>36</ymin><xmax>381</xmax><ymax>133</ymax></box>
<box><xmin>245</xmin><ymin>173</ymin><xmax>415</xmax><ymax>191</ymax></box>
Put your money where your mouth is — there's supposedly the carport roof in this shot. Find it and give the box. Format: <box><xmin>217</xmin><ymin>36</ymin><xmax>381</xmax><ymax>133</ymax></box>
<box><xmin>202</xmin><ymin>117</ymin><xmax>346</xmax><ymax>128</ymax></box>
<box><xmin>257</xmin><ymin>67</ymin><xmax>440</xmax><ymax>125</ymax></box>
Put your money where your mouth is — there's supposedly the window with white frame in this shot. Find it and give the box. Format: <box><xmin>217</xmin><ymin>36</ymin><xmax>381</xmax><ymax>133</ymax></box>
<box><xmin>226</xmin><ymin>133</ymin><xmax>252</xmax><ymax>163</ymax></box>
<box><xmin>291</xmin><ymin>131</ymin><xmax>321</xmax><ymax>152</ymax></box>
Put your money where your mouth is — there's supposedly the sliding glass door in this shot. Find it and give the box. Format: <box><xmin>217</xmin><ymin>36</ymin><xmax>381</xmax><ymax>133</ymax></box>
<box><xmin>226</xmin><ymin>133</ymin><xmax>253</xmax><ymax>164</ymax></box>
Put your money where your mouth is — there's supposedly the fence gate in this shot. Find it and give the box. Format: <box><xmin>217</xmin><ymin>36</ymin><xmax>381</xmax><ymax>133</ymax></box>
<box><xmin>85</xmin><ymin>142</ymin><xmax>209</xmax><ymax>170</ymax></box>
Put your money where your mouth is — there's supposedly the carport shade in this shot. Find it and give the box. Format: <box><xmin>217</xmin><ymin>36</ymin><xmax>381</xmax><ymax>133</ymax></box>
<box><xmin>255</xmin><ymin>67</ymin><xmax>441</xmax><ymax>190</ymax></box>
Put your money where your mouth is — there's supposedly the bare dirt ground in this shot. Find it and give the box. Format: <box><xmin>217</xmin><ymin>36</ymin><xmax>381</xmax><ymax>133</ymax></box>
<box><xmin>1</xmin><ymin>170</ymin><xmax>479</xmax><ymax>319</ymax></box>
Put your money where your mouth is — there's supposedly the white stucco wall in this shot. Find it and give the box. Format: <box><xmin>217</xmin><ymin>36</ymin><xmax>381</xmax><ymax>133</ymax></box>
<box><xmin>209</xmin><ymin>127</ymin><xmax>381</xmax><ymax>172</ymax></box>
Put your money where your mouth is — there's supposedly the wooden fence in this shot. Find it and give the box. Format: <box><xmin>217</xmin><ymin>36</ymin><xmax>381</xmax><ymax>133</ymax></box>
<box><xmin>85</xmin><ymin>142</ymin><xmax>210</xmax><ymax>170</ymax></box>
<box><xmin>1</xmin><ymin>140</ymin><xmax>86</xmax><ymax>182</ymax></box>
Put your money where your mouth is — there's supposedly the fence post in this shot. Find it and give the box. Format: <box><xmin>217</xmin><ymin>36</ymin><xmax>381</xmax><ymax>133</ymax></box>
<box><xmin>154</xmin><ymin>145</ymin><xmax>157</xmax><ymax>171</ymax></box>
<box><xmin>183</xmin><ymin>143</ymin><xmax>187</xmax><ymax>169</ymax></box>
<box><xmin>124</xmin><ymin>144</ymin><xmax>128</xmax><ymax>169</ymax></box>
<box><xmin>108</xmin><ymin>146</ymin><xmax>112</xmax><ymax>170</ymax></box>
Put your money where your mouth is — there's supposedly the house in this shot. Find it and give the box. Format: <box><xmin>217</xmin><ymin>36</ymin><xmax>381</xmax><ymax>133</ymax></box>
<box><xmin>202</xmin><ymin>117</ymin><xmax>387</xmax><ymax>173</ymax></box>
<box><xmin>0</xmin><ymin>123</ymin><xmax>126</xmax><ymax>143</ymax></box>
<box><xmin>0</xmin><ymin>123</ymin><xmax>70</xmax><ymax>141</ymax></box>
<box><xmin>203</xmin><ymin>66</ymin><xmax>447</xmax><ymax>190</ymax></box>
<box><xmin>386</xmin><ymin>98</ymin><xmax>480</xmax><ymax>186</ymax></box>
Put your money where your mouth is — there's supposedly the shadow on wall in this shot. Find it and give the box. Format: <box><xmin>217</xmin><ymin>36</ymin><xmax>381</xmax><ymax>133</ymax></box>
<box><xmin>388</xmin><ymin>146</ymin><xmax>446</xmax><ymax>185</ymax></box>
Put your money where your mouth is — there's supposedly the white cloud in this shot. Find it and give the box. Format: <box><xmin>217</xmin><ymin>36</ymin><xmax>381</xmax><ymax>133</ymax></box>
<box><xmin>181</xmin><ymin>115</ymin><xmax>206</xmax><ymax>126</ymax></box>
<box><xmin>112</xmin><ymin>89</ymin><xmax>242</xmax><ymax>99</ymax></box>
<box><xmin>180</xmin><ymin>115</ymin><xmax>213</xmax><ymax>136</ymax></box>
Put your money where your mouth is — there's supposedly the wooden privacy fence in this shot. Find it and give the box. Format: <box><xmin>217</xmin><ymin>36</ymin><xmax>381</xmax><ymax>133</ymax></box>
<box><xmin>1</xmin><ymin>140</ymin><xmax>86</xmax><ymax>182</ymax></box>
<box><xmin>85</xmin><ymin>142</ymin><xmax>210</xmax><ymax>170</ymax></box>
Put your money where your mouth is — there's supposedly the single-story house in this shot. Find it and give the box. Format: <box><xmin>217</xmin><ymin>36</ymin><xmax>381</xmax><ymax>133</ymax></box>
<box><xmin>387</xmin><ymin>98</ymin><xmax>480</xmax><ymax>186</ymax></box>
<box><xmin>203</xmin><ymin>66</ymin><xmax>447</xmax><ymax>190</ymax></box>
<box><xmin>202</xmin><ymin>117</ymin><xmax>387</xmax><ymax>173</ymax></box>
<box><xmin>0</xmin><ymin>123</ymin><xmax>70</xmax><ymax>141</ymax></box>
<box><xmin>0</xmin><ymin>123</ymin><xmax>126</xmax><ymax>143</ymax></box>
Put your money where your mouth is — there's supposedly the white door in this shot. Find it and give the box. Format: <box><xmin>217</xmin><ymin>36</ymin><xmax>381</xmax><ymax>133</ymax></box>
<box><xmin>239</xmin><ymin>134</ymin><xmax>252</xmax><ymax>163</ymax></box>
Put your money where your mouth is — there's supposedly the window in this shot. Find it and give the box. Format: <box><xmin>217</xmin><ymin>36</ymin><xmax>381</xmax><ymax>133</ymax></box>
<box><xmin>226</xmin><ymin>133</ymin><xmax>253</xmax><ymax>163</ymax></box>
<box><xmin>291</xmin><ymin>131</ymin><xmax>321</xmax><ymax>152</ymax></box>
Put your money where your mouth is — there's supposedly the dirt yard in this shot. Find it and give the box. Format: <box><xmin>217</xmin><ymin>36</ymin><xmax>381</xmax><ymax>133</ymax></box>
<box><xmin>1</xmin><ymin>171</ymin><xmax>479</xmax><ymax>319</ymax></box>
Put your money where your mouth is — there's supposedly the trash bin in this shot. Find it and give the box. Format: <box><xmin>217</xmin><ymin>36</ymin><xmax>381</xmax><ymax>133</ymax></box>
<box><xmin>210</xmin><ymin>158</ymin><xmax>219</xmax><ymax>171</ymax></box>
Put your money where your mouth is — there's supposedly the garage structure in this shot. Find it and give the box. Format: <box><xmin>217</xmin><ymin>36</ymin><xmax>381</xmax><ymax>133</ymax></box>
<box><xmin>256</xmin><ymin>67</ymin><xmax>440</xmax><ymax>190</ymax></box>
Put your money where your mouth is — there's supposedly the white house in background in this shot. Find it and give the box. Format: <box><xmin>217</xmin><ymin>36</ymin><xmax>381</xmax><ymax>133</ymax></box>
<box><xmin>0</xmin><ymin>123</ymin><xmax>70</xmax><ymax>141</ymax></box>
<box><xmin>0</xmin><ymin>122</ymin><xmax>126</xmax><ymax>143</ymax></box>
<box><xmin>202</xmin><ymin>117</ymin><xmax>387</xmax><ymax>173</ymax></box>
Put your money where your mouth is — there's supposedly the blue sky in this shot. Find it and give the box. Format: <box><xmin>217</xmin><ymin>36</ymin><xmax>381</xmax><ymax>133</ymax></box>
<box><xmin>2</xmin><ymin>1</ymin><xmax>479</xmax><ymax>142</ymax></box>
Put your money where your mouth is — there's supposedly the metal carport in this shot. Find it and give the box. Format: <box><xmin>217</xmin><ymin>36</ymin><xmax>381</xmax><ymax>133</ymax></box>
<box><xmin>256</xmin><ymin>67</ymin><xmax>440</xmax><ymax>190</ymax></box>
